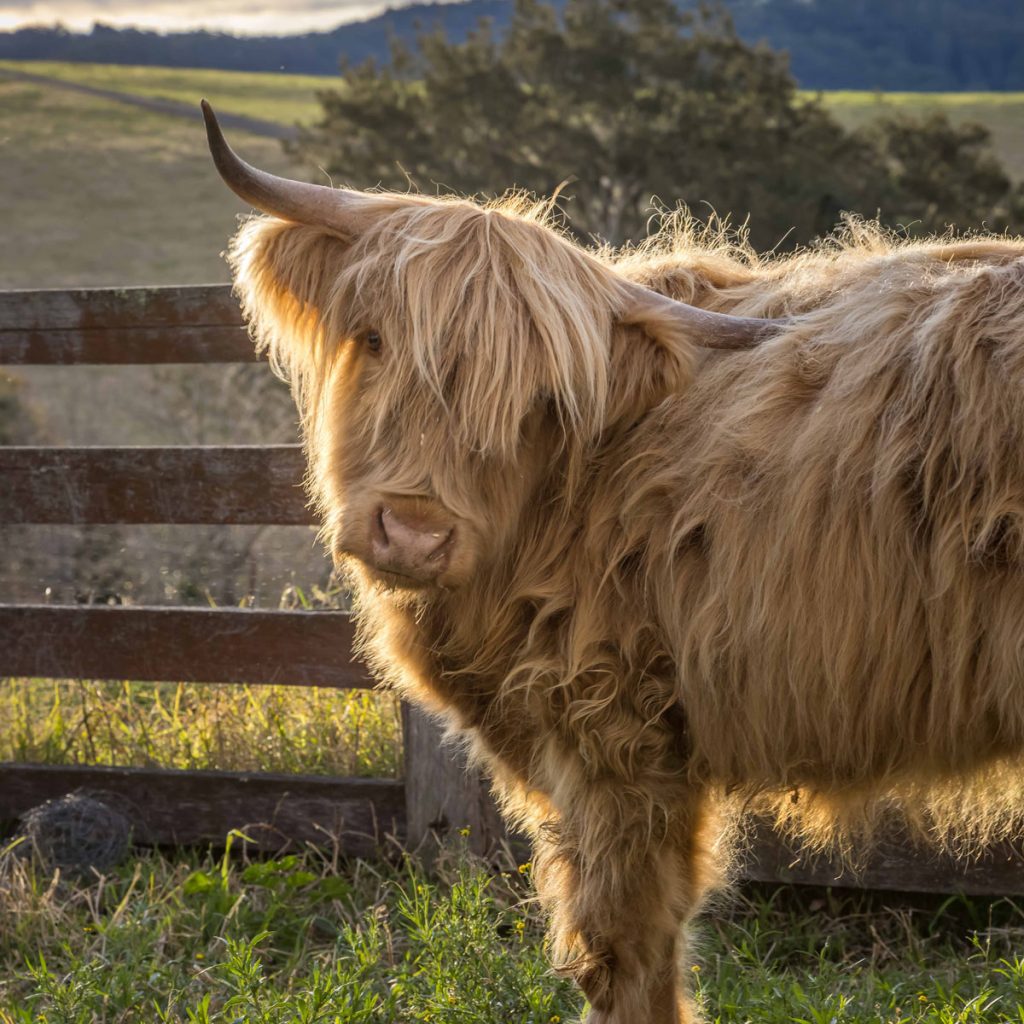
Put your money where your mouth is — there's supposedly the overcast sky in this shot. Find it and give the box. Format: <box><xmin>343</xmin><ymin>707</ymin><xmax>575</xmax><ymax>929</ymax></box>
<box><xmin>0</xmin><ymin>0</ymin><xmax>446</xmax><ymax>35</ymax></box>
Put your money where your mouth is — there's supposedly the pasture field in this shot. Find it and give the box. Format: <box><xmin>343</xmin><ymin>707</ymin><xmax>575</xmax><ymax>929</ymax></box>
<box><xmin>0</xmin><ymin>61</ymin><xmax>1022</xmax><ymax>290</ymax></box>
<box><xmin>0</xmin><ymin>61</ymin><xmax>1022</xmax><ymax>183</ymax></box>
<box><xmin>0</xmin><ymin>68</ymin><xmax>300</xmax><ymax>289</ymax></box>
<box><xmin>0</xmin><ymin>59</ymin><xmax>335</xmax><ymax>124</ymax></box>
<box><xmin>3</xmin><ymin>61</ymin><xmax>1024</xmax><ymax>1023</ymax></box>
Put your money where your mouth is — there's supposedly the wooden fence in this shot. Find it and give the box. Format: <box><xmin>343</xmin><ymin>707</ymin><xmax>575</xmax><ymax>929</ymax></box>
<box><xmin>1</xmin><ymin>284</ymin><xmax>1022</xmax><ymax>894</ymax></box>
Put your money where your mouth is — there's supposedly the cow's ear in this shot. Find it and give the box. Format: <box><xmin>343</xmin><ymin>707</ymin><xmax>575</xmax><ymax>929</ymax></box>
<box><xmin>604</xmin><ymin>317</ymin><xmax>695</xmax><ymax>426</ymax></box>
<box><xmin>228</xmin><ymin>216</ymin><xmax>355</xmax><ymax>407</ymax></box>
<box><xmin>604</xmin><ymin>279</ymin><xmax>783</xmax><ymax>424</ymax></box>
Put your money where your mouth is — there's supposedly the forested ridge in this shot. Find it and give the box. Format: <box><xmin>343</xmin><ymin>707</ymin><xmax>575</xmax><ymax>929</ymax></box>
<box><xmin>3</xmin><ymin>0</ymin><xmax>1021</xmax><ymax>91</ymax></box>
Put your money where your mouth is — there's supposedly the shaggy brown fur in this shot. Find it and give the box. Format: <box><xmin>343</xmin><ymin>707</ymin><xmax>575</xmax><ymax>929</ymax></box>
<box><xmin>227</xmin><ymin>197</ymin><xmax>1024</xmax><ymax>1023</ymax></box>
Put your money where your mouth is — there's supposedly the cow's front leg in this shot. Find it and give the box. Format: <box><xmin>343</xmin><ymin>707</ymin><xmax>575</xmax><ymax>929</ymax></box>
<box><xmin>533</xmin><ymin>785</ymin><xmax>723</xmax><ymax>1024</ymax></box>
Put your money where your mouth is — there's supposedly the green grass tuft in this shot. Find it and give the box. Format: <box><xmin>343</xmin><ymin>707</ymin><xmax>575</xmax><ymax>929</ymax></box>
<box><xmin>1</xmin><ymin>843</ymin><xmax>1023</xmax><ymax>1023</ymax></box>
<box><xmin>0</xmin><ymin>841</ymin><xmax>579</xmax><ymax>1023</ymax></box>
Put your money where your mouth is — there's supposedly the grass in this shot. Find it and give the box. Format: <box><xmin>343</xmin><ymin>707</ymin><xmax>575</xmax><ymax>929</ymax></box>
<box><xmin>4</xmin><ymin>666</ymin><xmax>1022</xmax><ymax>1024</ymax></box>
<box><xmin>0</xmin><ymin>839</ymin><xmax>576</xmax><ymax>1023</ymax></box>
<box><xmin>0</xmin><ymin>838</ymin><xmax>1022</xmax><ymax>1023</ymax></box>
<box><xmin>698</xmin><ymin>886</ymin><xmax>1024</xmax><ymax>1024</ymax></box>
<box><xmin>0</xmin><ymin>679</ymin><xmax>402</xmax><ymax>778</ymax></box>
<box><xmin>0</xmin><ymin>60</ymin><xmax>338</xmax><ymax>124</ymax></box>
<box><xmin>0</xmin><ymin>69</ymin><xmax>301</xmax><ymax>289</ymax></box>
<box><xmin>0</xmin><ymin>582</ymin><xmax>401</xmax><ymax>778</ymax></box>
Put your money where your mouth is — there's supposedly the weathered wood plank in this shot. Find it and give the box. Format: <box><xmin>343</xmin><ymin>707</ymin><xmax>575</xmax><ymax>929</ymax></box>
<box><xmin>742</xmin><ymin>822</ymin><xmax>1024</xmax><ymax>896</ymax></box>
<box><xmin>0</xmin><ymin>285</ymin><xmax>240</xmax><ymax>331</ymax></box>
<box><xmin>0</xmin><ymin>325</ymin><xmax>257</xmax><ymax>364</ymax></box>
<box><xmin>402</xmin><ymin>703</ymin><xmax>513</xmax><ymax>859</ymax></box>
<box><xmin>0</xmin><ymin>446</ymin><xmax>311</xmax><ymax>525</ymax></box>
<box><xmin>0</xmin><ymin>762</ymin><xmax>403</xmax><ymax>854</ymax></box>
<box><xmin>0</xmin><ymin>605</ymin><xmax>371</xmax><ymax>688</ymax></box>
<box><xmin>0</xmin><ymin>285</ymin><xmax>253</xmax><ymax>364</ymax></box>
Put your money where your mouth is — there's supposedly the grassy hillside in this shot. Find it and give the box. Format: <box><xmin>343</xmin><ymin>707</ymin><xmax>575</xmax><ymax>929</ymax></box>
<box><xmin>0</xmin><ymin>59</ymin><xmax>336</xmax><ymax>124</ymax></box>
<box><xmin>3</xmin><ymin>1</ymin><xmax>1023</xmax><ymax>91</ymax></box>
<box><xmin>0</xmin><ymin>67</ymin><xmax>313</xmax><ymax>289</ymax></box>
<box><xmin>0</xmin><ymin>61</ymin><xmax>1021</xmax><ymax>290</ymax></box>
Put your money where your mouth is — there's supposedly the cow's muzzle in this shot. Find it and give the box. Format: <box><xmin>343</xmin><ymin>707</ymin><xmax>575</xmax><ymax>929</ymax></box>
<box><xmin>369</xmin><ymin>504</ymin><xmax>455</xmax><ymax>584</ymax></box>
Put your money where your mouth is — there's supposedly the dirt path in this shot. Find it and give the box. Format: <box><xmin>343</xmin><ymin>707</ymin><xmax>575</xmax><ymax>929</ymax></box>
<box><xmin>0</xmin><ymin>66</ymin><xmax>300</xmax><ymax>141</ymax></box>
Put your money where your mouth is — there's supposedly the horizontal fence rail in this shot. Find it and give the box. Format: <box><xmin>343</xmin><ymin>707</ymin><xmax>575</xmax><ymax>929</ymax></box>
<box><xmin>0</xmin><ymin>445</ymin><xmax>311</xmax><ymax>525</ymax></box>
<box><xmin>1</xmin><ymin>606</ymin><xmax>369</xmax><ymax>688</ymax></box>
<box><xmin>0</xmin><ymin>284</ymin><xmax>255</xmax><ymax>364</ymax></box>
<box><xmin>0</xmin><ymin>284</ymin><xmax>240</xmax><ymax>330</ymax></box>
<box><xmin>743</xmin><ymin>826</ymin><xmax>1024</xmax><ymax>897</ymax></box>
<box><xmin>0</xmin><ymin>763</ymin><xmax>403</xmax><ymax>854</ymax></box>
<box><xmin>0</xmin><ymin>325</ymin><xmax>255</xmax><ymax>365</ymax></box>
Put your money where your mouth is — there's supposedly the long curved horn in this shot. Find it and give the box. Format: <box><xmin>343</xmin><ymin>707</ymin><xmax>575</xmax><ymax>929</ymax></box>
<box><xmin>619</xmin><ymin>279</ymin><xmax>784</xmax><ymax>350</ymax></box>
<box><xmin>201</xmin><ymin>99</ymin><xmax>372</xmax><ymax>236</ymax></box>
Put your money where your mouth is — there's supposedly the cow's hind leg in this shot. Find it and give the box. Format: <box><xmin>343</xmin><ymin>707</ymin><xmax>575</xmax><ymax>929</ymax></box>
<box><xmin>535</xmin><ymin>786</ymin><xmax>723</xmax><ymax>1024</ymax></box>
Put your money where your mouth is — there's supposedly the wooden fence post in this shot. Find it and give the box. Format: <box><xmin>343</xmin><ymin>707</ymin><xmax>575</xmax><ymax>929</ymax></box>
<box><xmin>401</xmin><ymin>702</ymin><xmax>511</xmax><ymax>859</ymax></box>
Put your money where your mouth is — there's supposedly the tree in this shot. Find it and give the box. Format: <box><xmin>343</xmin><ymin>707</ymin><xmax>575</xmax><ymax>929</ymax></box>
<box><xmin>294</xmin><ymin>0</ymin><xmax>1020</xmax><ymax>250</ymax></box>
<box><xmin>858</xmin><ymin>112</ymin><xmax>1022</xmax><ymax>234</ymax></box>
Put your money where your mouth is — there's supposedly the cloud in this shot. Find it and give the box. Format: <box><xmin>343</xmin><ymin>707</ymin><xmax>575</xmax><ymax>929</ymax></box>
<box><xmin>0</xmin><ymin>0</ymin><xmax>428</xmax><ymax>35</ymax></box>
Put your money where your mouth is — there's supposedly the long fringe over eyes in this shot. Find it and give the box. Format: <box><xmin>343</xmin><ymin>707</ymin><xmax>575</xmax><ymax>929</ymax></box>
<box><xmin>229</xmin><ymin>194</ymin><xmax>628</xmax><ymax>456</ymax></box>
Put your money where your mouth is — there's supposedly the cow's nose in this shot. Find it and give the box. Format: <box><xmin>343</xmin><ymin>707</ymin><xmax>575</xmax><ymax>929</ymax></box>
<box><xmin>379</xmin><ymin>507</ymin><xmax>452</xmax><ymax>559</ymax></box>
<box><xmin>371</xmin><ymin>506</ymin><xmax>454</xmax><ymax>580</ymax></box>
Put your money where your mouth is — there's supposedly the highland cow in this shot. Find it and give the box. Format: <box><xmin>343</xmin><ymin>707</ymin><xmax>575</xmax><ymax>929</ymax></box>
<box><xmin>203</xmin><ymin>100</ymin><xmax>1024</xmax><ymax>1023</ymax></box>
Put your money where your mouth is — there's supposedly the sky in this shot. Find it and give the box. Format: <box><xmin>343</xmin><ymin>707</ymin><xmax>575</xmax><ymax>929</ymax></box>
<box><xmin>0</xmin><ymin>0</ymin><xmax>445</xmax><ymax>35</ymax></box>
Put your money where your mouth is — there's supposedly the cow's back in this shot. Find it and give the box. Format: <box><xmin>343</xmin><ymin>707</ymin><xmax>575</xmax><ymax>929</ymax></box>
<box><xmin>615</xmin><ymin>234</ymin><xmax>1024</xmax><ymax>845</ymax></box>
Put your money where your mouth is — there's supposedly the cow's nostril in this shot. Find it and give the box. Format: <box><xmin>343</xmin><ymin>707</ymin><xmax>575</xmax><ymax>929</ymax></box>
<box><xmin>372</xmin><ymin>506</ymin><xmax>390</xmax><ymax>549</ymax></box>
<box><xmin>372</xmin><ymin>505</ymin><xmax>454</xmax><ymax>578</ymax></box>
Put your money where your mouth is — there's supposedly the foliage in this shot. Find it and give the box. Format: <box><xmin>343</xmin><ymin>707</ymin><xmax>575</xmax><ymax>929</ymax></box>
<box><xmin>1</xmin><ymin>840</ymin><xmax>1024</xmax><ymax>1022</ymax></box>
<box><xmin>295</xmin><ymin>0</ymin><xmax>1023</xmax><ymax>248</ymax></box>
<box><xmin>820</xmin><ymin>92</ymin><xmax>1024</xmax><ymax>190</ymax></box>
<box><xmin>859</xmin><ymin>112</ymin><xmax>1023</xmax><ymax>233</ymax></box>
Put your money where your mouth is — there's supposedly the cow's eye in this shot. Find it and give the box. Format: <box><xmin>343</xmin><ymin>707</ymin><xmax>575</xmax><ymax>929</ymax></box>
<box><xmin>366</xmin><ymin>329</ymin><xmax>382</xmax><ymax>354</ymax></box>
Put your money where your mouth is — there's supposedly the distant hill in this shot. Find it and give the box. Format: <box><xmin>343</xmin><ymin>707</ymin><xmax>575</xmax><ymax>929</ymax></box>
<box><xmin>0</xmin><ymin>3</ymin><xmax>505</xmax><ymax>78</ymax></box>
<box><xmin>2</xmin><ymin>0</ymin><xmax>1022</xmax><ymax>91</ymax></box>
